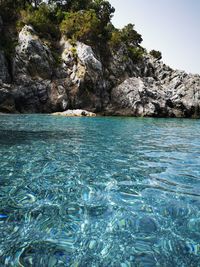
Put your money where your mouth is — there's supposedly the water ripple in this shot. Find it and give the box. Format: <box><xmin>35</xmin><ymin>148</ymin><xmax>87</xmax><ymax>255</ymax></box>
<box><xmin>0</xmin><ymin>115</ymin><xmax>200</xmax><ymax>266</ymax></box>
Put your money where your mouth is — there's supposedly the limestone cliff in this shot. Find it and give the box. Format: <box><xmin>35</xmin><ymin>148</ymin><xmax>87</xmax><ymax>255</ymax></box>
<box><xmin>0</xmin><ymin>23</ymin><xmax>200</xmax><ymax>118</ymax></box>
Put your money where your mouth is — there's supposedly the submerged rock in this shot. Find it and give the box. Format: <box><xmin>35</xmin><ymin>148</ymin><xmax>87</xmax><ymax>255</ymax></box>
<box><xmin>52</xmin><ymin>109</ymin><xmax>96</xmax><ymax>117</ymax></box>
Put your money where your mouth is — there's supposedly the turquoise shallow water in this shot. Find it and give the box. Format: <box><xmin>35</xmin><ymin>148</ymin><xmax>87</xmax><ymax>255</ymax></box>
<box><xmin>0</xmin><ymin>115</ymin><xmax>200</xmax><ymax>266</ymax></box>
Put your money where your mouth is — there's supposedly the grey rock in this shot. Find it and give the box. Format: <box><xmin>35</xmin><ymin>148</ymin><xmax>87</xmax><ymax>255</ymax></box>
<box><xmin>13</xmin><ymin>25</ymin><xmax>54</xmax><ymax>81</ymax></box>
<box><xmin>1</xmin><ymin>24</ymin><xmax>200</xmax><ymax>117</ymax></box>
<box><xmin>111</xmin><ymin>57</ymin><xmax>200</xmax><ymax>118</ymax></box>
<box><xmin>0</xmin><ymin>82</ymin><xmax>15</xmax><ymax>113</ymax></box>
<box><xmin>111</xmin><ymin>77</ymin><xmax>167</xmax><ymax>117</ymax></box>
<box><xmin>76</xmin><ymin>41</ymin><xmax>102</xmax><ymax>71</ymax></box>
<box><xmin>9</xmin><ymin>26</ymin><xmax>70</xmax><ymax>113</ymax></box>
<box><xmin>59</xmin><ymin>38</ymin><xmax>105</xmax><ymax>111</ymax></box>
<box><xmin>0</xmin><ymin>51</ymin><xmax>11</xmax><ymax>83</ymax></box>
<box><xmin>108</xmin><ymin>44</ymin><xmax>135</xmax><ymax>81</ymax></box>
<box><xmin>0</xmin><ymin>16</ymin><xmax>3</xmax><ymax>33</ymax></box>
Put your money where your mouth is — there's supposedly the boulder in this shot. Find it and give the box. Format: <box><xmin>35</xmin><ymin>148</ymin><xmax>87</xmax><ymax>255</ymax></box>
<box><xmin>111</xmin><ymin>77</ymin><xmax>167</xmax><ymax>117</ymax></box>
<box><xmin>52</xmin><ymin>109</ymin><xmax>96</xmax><ymax>117</ymax></box>
<box><xmin>111</xmin><ymin>71</ymin><xmax>200</xmax><ymax>117</ymax></box>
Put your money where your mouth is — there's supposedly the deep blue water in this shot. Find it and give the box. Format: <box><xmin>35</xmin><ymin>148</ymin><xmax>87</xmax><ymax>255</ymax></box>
<box><xmin>0</xmin><ymin>115</ymin><xmax>200</xmax><ymax>267</ymax></box>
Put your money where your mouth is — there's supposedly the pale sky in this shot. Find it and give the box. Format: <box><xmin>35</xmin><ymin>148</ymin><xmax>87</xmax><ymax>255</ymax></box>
<box><xmin>109</xmin><ymin>0</ymin><xmax>200</xmax><ymax>74</ymax></box>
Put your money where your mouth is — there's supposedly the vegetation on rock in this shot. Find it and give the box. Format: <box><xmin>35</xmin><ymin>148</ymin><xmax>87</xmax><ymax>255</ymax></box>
<box><xmin>1</xmin><ymin>1</ymin><xmax>199</xmax><ymax>118</ymax></box>
<box><xmin>150</xmin><ymin>49</ymin><xmax>162</xmax><ymax>60</ymax></box>
<box><xmin>17</xmin><ymin>4</ymin><xmax>59</xmax><ymax>38</ymax></box>
<box><xmin>0</xmin><ymin>0</ymin><xmax>159</xmax><ymax>64</ymax></box>
<box><xmin>60</xmin><ymin>10</ymin><xmax>101</xmax><ymax>44</ymax></box>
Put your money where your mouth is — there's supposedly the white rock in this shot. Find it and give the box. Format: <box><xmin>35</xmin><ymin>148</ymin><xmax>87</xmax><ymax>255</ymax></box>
<box><xmin>52</xmin><ymin>109</ymin><xmax>96</xmax><ymax>117</ymax></box>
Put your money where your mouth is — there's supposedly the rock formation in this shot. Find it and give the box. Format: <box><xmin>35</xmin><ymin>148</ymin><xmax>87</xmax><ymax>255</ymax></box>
<box><xmin>0</xmin><ymin>22</ymin><xmax>200</xmax><ymax>118</ymax></box>
<box><xmin>52</xmin><ymin>109</ymin><xmax>96</xmax><ymax>117</ymax></box>
<box><xmin>110</xmin><ymin>60</ymin><xmax>200</xmax><ymax>117</ymax></box>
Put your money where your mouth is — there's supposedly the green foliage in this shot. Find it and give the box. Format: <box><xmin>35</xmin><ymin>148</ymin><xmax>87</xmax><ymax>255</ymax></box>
<box><xmin>68</xmin><ymin>0</ymin><xmax>93</xmax><ymax>11</ymax></box>
<box><xmin>60</xmin><ymin>10</ymin><xmax>101</xmax><ymax>44</ymax></box>
<box><xmin>108</xmin><ymin>23</ymin><xmax>143</xmax><ymax>49</ymax></box>
<box><xmin>150</xmin><ymin>49</ymin><xmax>162</xmax><ymax>60</ymax></box>
<box><xmin>0</xmin><ymin>0</ymin><xmax>148</xmax><ymax>63</ymax></box>
<box><xmin>47</xmin><ymin>0</ymin><xmax>92</xmax><ymax>12</ymax></box>
<box><xmin>90</xmin><ymin>0</ymin><xmax>115</xmax><ymax>27</ymax></box>
<box><xmin>70</xmin><ymin>46</ymin><xmax>77</xmax><ymax>58</ymax></box>
<box><xmin>1</xmin><ymin>0</ymin><xmax>116</xmax><ymax>45</ymax></box>
<box><xmin>0</xmin><ymin>0</ymin><xmax>42</xmax><ymax>14</ymax></box>
<box><xmin>121</xmin><ymin>23</ymin><xmax>143</xmax><ymax>46</ymax></box>
<box><xmin>128</xmin><ymin>46</ymin><xmax>145</xmax><ymax>63</ymax></box>
<box><xmin>51</xmin><ymin>50</ymin><xmax>62</xmax><ymax>66</ymax></box>
<box><xmin>54</xmin><ymin>8</ymin><xmax>67</xmax><ymax>23</ymax></box>
<box><xmin>17</xmin><ymin>3</ymin><xmax>59</xmax><ymax>38</ymax></box>
<box><xmin>108</xmin><ymin>23</ymin><xmax>145</xmax><ymax>63</ymax></box>
<box><xmin>50</xmin><ymin>0</ymin><xmax>115</xmax><ymax>45</ymax></box>
<box><xmin>109</xmin><ymin>29</ymin><xmax>123</xmax><ymax>49</ymax></box>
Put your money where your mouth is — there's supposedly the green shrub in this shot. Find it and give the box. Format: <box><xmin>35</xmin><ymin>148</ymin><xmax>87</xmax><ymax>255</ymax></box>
<box><xmin>128</xmin><ymin>46</ymin><xmax>144</xmax><ymax>63</ymax></box>
<box><xmin>109</xmin><ymin>30</ymin><xmax>123</xmax><ymax>49</ymax></box>
<box><xmin>149</xmin><ymin>49</ymin><xmax>162</xmax><ymax>60</ymax></box>
<box><xmin>121</xmin><ymin>23</ymin><xmax>143</xmax><ymax>46</ymax></box>
<box><xmin>67</xmin><ymin>0</ymin><xmax>93</xmax><ymax>12</ymax></box>
<box><xmin>60</xmin><ymin>10</ymin><xmax>101</xmax><ymax>44</ymax></box>
<box><xmin>51</xmin><ymin>50</ymin><xmax>62</xmax><ymax>66</ymax></box>
<box><xmin>70</xmin><ymin>46</ymin><xmax>77</xmax><ymax>58</ymax></box>
<box><xmin>89</xmin><ymin>0</ymin><xmax>115</xmax><ymax>27</ymax></box>
<box><xmin>108</xmin><ymin>23</ymin><xmax>143</xmax><ymax>53</ymax></box>
<box><xmin>55</xmin><ymin>8</ymin><xmax>68</xmax><ymax>24</ymax></box>
<box><xmin>17</xmin><ymin>3</ymin><xmax>59</xmax><ymax>38</ymax></box>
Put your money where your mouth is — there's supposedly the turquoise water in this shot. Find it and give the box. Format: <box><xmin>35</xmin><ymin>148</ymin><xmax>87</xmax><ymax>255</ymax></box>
<box><xmin>0</xmin><ymin>115</ymin><xmax>200</xmax><ymax>267</ymax></box>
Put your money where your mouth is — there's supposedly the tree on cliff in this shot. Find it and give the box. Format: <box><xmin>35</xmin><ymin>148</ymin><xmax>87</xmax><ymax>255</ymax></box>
<box><xmin>121</xmin><ymin>24</ymin><xmax>143</xmax><ymax>46</ymax></box>
<box><xmin>90</xmin><ymin>0</ymin><xmax>115</xmax><ymax>27</ymax></box>
<box><xmin>150</xmin><ymin>49</ymin><xmax>162</xmax><ymax>60</ymax></box>
<box><xmin>0</xmin><ymin>0</ymin><xmax>147</xmax><ymax>62</ymax></box>
<box><xmin>59</xmin><ymin>0</ymin><xmax>115</xmax><ymax>44</ymax></box>
<box><xmin>0</xmin><ymin>0</ymin><xmax>42</xmax><ymax>8</ymax></box>
<box><xmin>60</xmin><ymin>9</ymin><xmax>101</xmax><ymax>44</ymax></box>
<box><xmin>48</xmin><ymin>0</ymin><xmax>92</xmax><ymax>11</ymax></box>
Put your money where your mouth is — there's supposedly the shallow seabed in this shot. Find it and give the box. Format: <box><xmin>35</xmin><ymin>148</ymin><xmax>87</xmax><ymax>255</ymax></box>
<box><xmin>0</xmin><ymin>115</ymin><xmax>200</xmax><ymax>267</ymax></box>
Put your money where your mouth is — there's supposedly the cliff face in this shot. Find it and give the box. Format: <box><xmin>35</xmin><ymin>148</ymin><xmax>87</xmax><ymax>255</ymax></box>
<box><xmin>1</xmin><ymin>23</ymin><xmax>200</xmax><ymax>117</ymax></box>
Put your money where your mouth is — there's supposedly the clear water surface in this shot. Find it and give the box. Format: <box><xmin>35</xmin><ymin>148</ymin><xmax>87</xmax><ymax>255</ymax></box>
<box><xmin>0</xmin><ymin>115</ymin><xmax>200</xmax><ymax>267</ymax></box>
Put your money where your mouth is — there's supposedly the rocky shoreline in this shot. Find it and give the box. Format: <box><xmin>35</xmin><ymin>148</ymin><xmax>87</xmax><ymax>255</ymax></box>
<box><xmin>0</xmin><ymin>24</ymin><xmax>200</xmax><ymax>118</ymax></box>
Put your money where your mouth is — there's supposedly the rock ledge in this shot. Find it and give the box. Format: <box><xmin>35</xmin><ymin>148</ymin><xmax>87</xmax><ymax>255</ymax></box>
<box><xmin>52</xmin><ymin>109</ymin><xmax>96</xmax><ymax>117</ymax></box>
